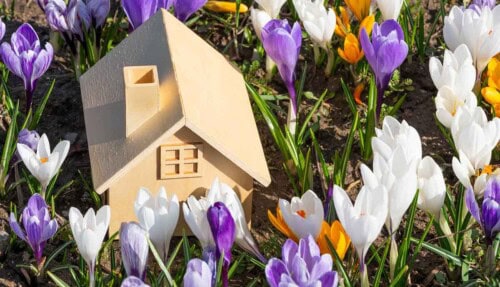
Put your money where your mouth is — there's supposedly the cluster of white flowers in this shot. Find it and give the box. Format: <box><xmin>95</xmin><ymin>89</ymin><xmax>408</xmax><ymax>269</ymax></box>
<box><xmin>430</xmin><ymin>4</ymin><xmax>500</xmax><ymax>195</ymax></box>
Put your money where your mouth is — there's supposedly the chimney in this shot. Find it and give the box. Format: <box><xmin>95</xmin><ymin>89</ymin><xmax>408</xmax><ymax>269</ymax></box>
<box><xmin>123</xmin><ymin>65</ymin><xmax>160</xmax><ymax>137</ymax></box>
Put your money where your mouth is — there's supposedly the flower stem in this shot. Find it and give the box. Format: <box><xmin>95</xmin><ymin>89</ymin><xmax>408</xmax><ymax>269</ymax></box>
<box><xmin>389</xmin><ymin>236</ymin><xmax>398</xmax><ymax>280</ymax></box>
<box><xmin>89</xmin><ymin>262</ymin><xmax>95</xmax><ymax>287</ymax></box>
<box><xmin>324</xmin><ymin>48</ymin><xmax>335</xmax><ymax>77</ymax></box>
<box><xmin>313</xmin><ymin>44</ymin><xmax>321</xmax><ymax>65</ymax></box>
<box><xmin>438</xmin><ymin>210</ymin><xmax>456</xmax><ymax>253</ymax></box>
<box><xmin>265</xmin><ymin>56</ymin><xmax>275</xmax><ymax>81</ymax></box>
<box><xmin>286</xmin><ymin>83</ymin><xmax>298</xmax><ymax>137</ymax></box>
<box><xmin>25</xmin><ymin>89</ymin><xmax>33</xmax><ymax>113</ymax></box>
<box><xmin>360</xmin><ymin>263</ymin><xmax>369</xmax><ymax>287</ymax></box>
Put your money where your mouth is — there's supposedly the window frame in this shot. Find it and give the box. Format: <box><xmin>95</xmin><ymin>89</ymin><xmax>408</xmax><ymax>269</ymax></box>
<box><xmin>159</xmin><ymin>143</ymin><xmax>203</xmax><ymax>179</ymax></box>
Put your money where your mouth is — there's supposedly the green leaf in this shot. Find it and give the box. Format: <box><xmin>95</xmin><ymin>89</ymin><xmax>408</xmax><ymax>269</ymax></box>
<box><xmin>410</xmin><ymin>238</ymin><xmax>463</xmax><ymax>266</ymax></box>
<box><xmin>30</xmin><ymin>79</ymin><xmax>55</xmax><ymax>130</ymax></box>
<box><xmin>297</xmin><ymin>89</ymin><xmax>328</xmax><ymax>145</ymax></box>
<box><xmin>42</xmin><ymin>240</ymin><xmax>74</xmax><ymax>273</ymax></box>
<box><xmin>147</xmin><ymin>237</ymin><xmax>176</xmax><ymax>287</ymax></box>
<box><xmin>47</xmin><ymin>271</ymin><xmax>71</xmax><ymax>287</ymax></box>
<box><xmin>324</xmin><ymin>235</ymin><xmax>352</xmax><ymax>287</ymax></box>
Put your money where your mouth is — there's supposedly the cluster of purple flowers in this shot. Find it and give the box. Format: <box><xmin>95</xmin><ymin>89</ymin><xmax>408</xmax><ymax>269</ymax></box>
<box><xmin>121</xmin><ymin>0</ymin><xmax>208</xmax><ymax>31</ymax></box>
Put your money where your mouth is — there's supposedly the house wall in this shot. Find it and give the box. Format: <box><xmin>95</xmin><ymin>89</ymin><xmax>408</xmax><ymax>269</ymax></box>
<box><xmin>107</xmin><ymin>127</ymin><xmax>254</xmax><ymax>236</ymax></box>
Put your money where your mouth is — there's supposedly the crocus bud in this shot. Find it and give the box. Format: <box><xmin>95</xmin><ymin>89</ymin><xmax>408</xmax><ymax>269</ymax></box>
<box><xmin>87</xmin><ymin>0</ymin><xmax>110</xmax><ymax>28</ymax></box>
<box><xmin>466</xmin><ymin>177</ymin><xmax>500</xmax><ymax>244</ymax></box>
<box><xmin>69</xmin><ymin>206</ymin><xmax>111</xmax><ymax>286</ymax></box>
<box><xmin>417</xmin><ymin>156</ymin><xmax>446</xmax><ymax>218</ymax></box>
<box><xmin>134</xmin><ymin>187</ymin><xmax>179</xmax><ymax>263</ymax></box>
<box><xmin>207</xmin><ymin>202</ymin><xmax>235</xmax><ymax>287</ymax></box>
<box><xmin>360</xmin><ymin>20</ymin><xmax>408</xmax><ymax>117</ymax></box>
<box><xmin>207</xmin><ymin>202</ymin><xmax>235</xmax><ymax>264</ymax></box>
<box><xmin>9</xmin><ymin>194</ymin><xmax>58</xmax><ymax>265</ymax></box>
<box><xmin>183</xmin><ymin>258</ymin><xmax>213</xmax><ymax>287</ymax></box>
<box><xmin>120</xmin><ymin>222</ymin><xmax>149</xmax><ymax>281</ymax></box>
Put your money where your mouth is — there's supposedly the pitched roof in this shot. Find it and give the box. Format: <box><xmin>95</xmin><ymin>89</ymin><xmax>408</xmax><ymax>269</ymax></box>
<box><xmin>79</xmin><ymin>9</ymin><xmax>271</xmax><ymax>194</ymax></box>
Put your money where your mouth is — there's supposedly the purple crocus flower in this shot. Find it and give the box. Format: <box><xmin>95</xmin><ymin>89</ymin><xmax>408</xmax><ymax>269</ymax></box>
<box><xmin>0</xmin><ymin>24</ymin><xmax>53</xmax><ymax>112</ymax></box>
<box><xmin>120</xmin><ymin>222</ymin><xmax>149</xmax><ymax>281</ymax></box>
<box><xmin>45</xmin><ymin>0</ymin><xmax>70</xmax><ymax>32</ymax></box>
<box><xmin>121</xmin><ymin>276</ymin><xmax>150</xmax><ymax>287</ymax></box>
<box><xmin>84</xmin><ymin>0</ymin><xmax>110</xmax><ymax>28</ymax></box>
<box><xmin>173</xmin><ymin>0</ymin><xmax>207</xmax><ymax>22</ymax></box>
<box><xmin>265</xmin><ymin>235</ymin><xmax>338</xmax><ymax>287</ymax></box>
<box><xmin>37</xmin><ymin>0</ymin><xmax>49</xmax><ymax>11</ymax></box>
<box><xmin>121</xmin><ymin>0</ymin><xmax>159</xmax><ymax>31</ymax></box>
<box><xmin>466</xmin><ymin>178</ymin><xmax>500</xmax><ymax>245</ymax></box>
<box><xmin>261</xmin><ymin>19</ymin><xmax>302</xmax><ymax>121</ymax></box>
<box><xmin>9</xmin><ymin>194</ymin><xmax>58</xmax><ymax>265</ymax></box>
<box><xmin>207</xmin><ymin>202</ymin><xmax>235</xmax><ymax>287</ymax></box>
<box><xmin>66</xmin><ymin>0</ymin><xmax>91</xmax><ymax>40</ymax></box>
<box><xmin>14</xmin><ymin>129</ymin><xmax>40</xmax><ymax>163</ymax></box>
<box><xmin>360</xmin><ymin>20</ymin><xmax>408</xmax><ymax>117</ymax></box>
<box><xmin>469</xmin><ymin>0</ymin><xmax>495</xmax><ymax>12</ymax></box>
<box><xmin>158</xmin><ymin>0</ymin><xmax>174</xmax><ymax>10</ymax></box>
<box><xmin>183</xmin><ymin>258</ymin><xmax>213</xmax><ymax>287</ymax></box>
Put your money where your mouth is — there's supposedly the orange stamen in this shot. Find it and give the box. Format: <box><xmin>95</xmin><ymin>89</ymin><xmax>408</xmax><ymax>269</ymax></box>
<box><xmin>40</xmin><ymin>157</ymin><xmax>48</xmax><ymax>164</ymax></box>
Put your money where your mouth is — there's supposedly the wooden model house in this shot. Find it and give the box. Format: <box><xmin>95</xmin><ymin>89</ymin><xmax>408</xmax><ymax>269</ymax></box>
<box><xmin>79</xmin><ymin>9</ymin><xmax>271</xmax><ymax>235</ymax></box>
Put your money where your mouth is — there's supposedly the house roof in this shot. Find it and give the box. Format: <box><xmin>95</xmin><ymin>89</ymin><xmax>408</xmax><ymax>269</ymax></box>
<box><xmin>79</xmin><ymin>9</ymin><xmax>271</xmax><ymax>194</ymax></box>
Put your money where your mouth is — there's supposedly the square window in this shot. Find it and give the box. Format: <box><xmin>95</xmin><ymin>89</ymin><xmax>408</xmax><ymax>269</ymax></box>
<box><xmin>159</xmin><ymin>143</ymin><xmax>203</xmax><ymax>179</ymax></box>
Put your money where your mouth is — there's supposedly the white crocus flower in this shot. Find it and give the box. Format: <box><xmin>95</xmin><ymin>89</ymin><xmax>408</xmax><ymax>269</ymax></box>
<box><xmin>417</xmin><ymin>156</ymin><xmax>446</xmax><ymax>218</ymax></box>
<box><xmin>429</xmin><ymin>44</ymin><xmax>476</xmax><ymax>94</ymax></box>
<box><xmin>372</xmin><ymin>148</ymin><xmax>418</xmax><ymax>234</ymax></box>
<box><xmin>443</xmin><ymin>5</ymin><xmax>500</xmax><ymax>75</ymax></box>
<box><xmin>69</xmin><ymin>206</ymin><xmax>111</xmax><ymax>287</ymax></box>
<box><xmin>372</xmin><ymin>116</ymin><xmax>422</xmax><ymax>168</ymax></box>
<box><xmin>134</xmin><ymin>187</ymin><xmax>179</xmax><ymax>263</ymax></box>
<box><xmin>451</xmin><ymin>106</ymin><xmax>500</xmax><ymax>195</ymax></box>
<box><xmin>435</xmin><ymin>86</ymin><xmax>477</xmax><ymax>128</ymax></box>
<box><xmin>250</xmin><ymin>7</ymin><xmax>272</xmax><ymax>40</ymax></box>
<box><xmin>255</xmin><ymin>0</ymin><xmax>287</xmax><ymax>19</ymax></box>
<box><xmin>333</xmin><ymin>164</ymin><xmax>388</xmax><ymax>279</ymax></box>
<box><xmin>278</xmin><ymin>190</ymin><xmax>324</xmax><ymax>239</ymax></box>
<box><xmin>294</xmin><ymin>0</ymin><xmax>336</xmax><ymax>50</ymax></box>
<box><xmin>17</xmin><ymin>133</ymin><xmax>70</xmax><ymax>195</ymax></box>
<box><xmin>376</xmin><ymin>0</ymin><xmax>404</xmax><ymax>20</ymax></box>
<box><xmin>183</xmin><ymin>178</ymin><xmax>266</xmax><ymax>262</ymax></box>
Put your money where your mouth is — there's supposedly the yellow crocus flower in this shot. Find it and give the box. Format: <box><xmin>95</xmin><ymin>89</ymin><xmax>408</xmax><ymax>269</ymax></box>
<box><xmin>338</xmin><ymin>33</ymin><xmax>364</xmax><ymax>64</ymax></box>
<box><xmin>204</xmin><ymin>1</ymin><xmax>248</xmax><ymax>13</ymax></box>
<box><xmin>317</xmin><ymin>220</ymin><xmax>351</xmax><ymax>260</ymax></box>
<box><xmin>359</xmin><ymin>14</ymin><xmax>375</xmax><ymax>37</ymax></box>
<box><xmin>335</xmin><ymin>6</ymin><xmax>351</xmax><ymax>38</ymax></box>
<box><xmin>486</xmin><ymin>57</ymin><xmax>500</xmax><ymax>90</ymax></box>
<box><xmin>345</xmin><ymin>0</ymin><xmax>371</xmax><ymax>21</ymax></box>
<box><xmin>482</xmin><ymin>56</ymin><xmax>500</xmax><ymax>116</ymax></box>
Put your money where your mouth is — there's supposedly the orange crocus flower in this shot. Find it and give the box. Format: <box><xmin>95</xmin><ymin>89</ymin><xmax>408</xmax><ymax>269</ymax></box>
<box><xmin>204</xmin><ymin>1</ymin><xmax>248</xmax><ymax>13</ymax></box>
<box><xmin>269</xmin><ymin>206</ymin><xmax>351</xmax><ymax>260</ymax></box>
<box><xmin>268</xmin><ymin>206</ymin><xmax>298</xmax><ymax>242</ymax></box>
<box><xmin>335</xmin><ymin>6</ymin><xmax>351</xmax><ymax>38</ymax></box>
<box><xmin>317</xmin><ymin>220</ymin><xmax>351</xmax><ymax>260</ymax></box>
<box><xmin>345</xmin><ymin>0</ymin><xmax>371</xmax><ymax>21</ymax></box>
<box><xmin>353</xmin><ymin>82</ymin><xmax>365</xmax><ymax>105</ymax></box>
<box><xmin>338</xmin><ymin>33</ymin><xmax>364</xmax><ymax>65</ymax></box>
